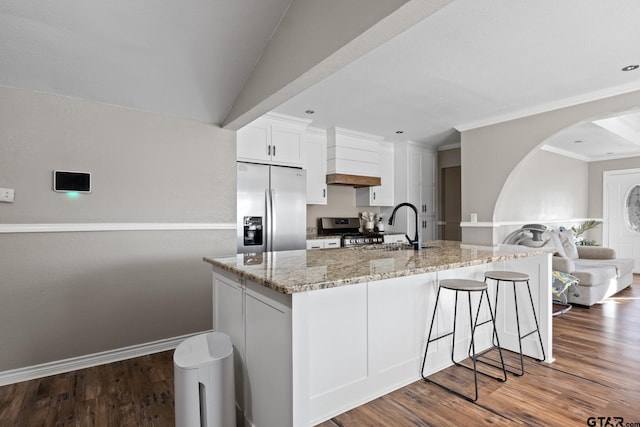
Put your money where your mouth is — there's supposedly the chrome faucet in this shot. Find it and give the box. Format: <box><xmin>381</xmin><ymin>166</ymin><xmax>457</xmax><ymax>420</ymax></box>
<box><xmin>388</xmin><ymin>202</ymin><xmax>420</xmax><ymax>250</ymax></box>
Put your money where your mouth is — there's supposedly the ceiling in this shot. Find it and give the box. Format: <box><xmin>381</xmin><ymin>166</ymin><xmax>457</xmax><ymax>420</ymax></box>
<box><xmin>273</xmin><ymin>0</ymin><xmax>640</xmax><ymax>160</ymax></box>
<box><xmin>2</xmin><ymin>0</ymin><xmax>640</xmax><ymax>161</ymax></box>
<box><xmin>0</xmin><ymin>0</ymin><xmax>293</xmax><ymax>124</ymax></box>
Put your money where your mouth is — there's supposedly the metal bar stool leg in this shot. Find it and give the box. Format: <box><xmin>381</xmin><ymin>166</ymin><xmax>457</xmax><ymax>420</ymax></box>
<box><xmin>467</xmin><ymin>291</ymin><xmax>479</xmax><ymax>401</ymax></box>
<box><xmin>420</xmin><ymin>286</ymin><xmax>443</xmax><ymax>379</ymax></box>
<box><xmin>512</xmin><ymin>280</ymin><xmax>525</xmax><ymax>376</ymax></box>
<box><xmin>491</xmin><ymin>279</ymin><xmax>500</xmax><ymax>347</ymax></box>
<box><xmin>483</xmin><ymin>288</ymin><xmax>507</xmax><ymax>383</ymax></box>
<box><xmin>450</xmin><ymin>291</ymin><xmax>459</xmax><ymax>366</ymax></box>
<box><xmin>524</xmin><ymin>279</ymin><xmax>546</xmax><ymax>362</ymax></box>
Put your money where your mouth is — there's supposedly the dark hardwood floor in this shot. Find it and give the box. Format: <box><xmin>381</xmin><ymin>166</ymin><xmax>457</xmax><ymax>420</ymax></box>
<box><xmin>2</xmin><ymin>277</ymin><xmax>639</xmax><ymax>426</ymax></box>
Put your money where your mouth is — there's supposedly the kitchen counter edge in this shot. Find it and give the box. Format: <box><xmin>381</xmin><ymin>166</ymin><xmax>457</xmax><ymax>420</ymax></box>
<box><xmin>203</xmin><ymin>241</ymin><xmax>553</xmax><ymax>295</ymax></box>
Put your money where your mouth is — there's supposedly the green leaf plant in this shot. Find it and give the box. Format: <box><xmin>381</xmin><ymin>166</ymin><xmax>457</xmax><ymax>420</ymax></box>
<box><xmin>571</xmin><ymin>220</ymin><xmax>602</xmax><ymax>246</ymax></box>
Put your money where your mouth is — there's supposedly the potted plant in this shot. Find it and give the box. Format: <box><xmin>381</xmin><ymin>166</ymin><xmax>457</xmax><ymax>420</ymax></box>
<box><xmin>571</xmin><ymin>220</ymin><xmax>602</xmax><ymax>246</ymax></box>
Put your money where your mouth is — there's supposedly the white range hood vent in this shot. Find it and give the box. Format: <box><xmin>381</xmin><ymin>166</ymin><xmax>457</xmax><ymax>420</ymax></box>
<box><xmin>326</xmin><ymin>127</ymin><xmax>382</xmax><ymax>187</ymax></box>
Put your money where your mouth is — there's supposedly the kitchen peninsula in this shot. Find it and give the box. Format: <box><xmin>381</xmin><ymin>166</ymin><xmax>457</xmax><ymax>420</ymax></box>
<box><xmin>204</xmin><ymin>241</ymin><xmax>552</xmax><ymax>426</ymax></box>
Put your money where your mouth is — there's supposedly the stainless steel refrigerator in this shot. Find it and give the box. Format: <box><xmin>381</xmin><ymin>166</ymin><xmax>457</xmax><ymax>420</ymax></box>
<box><xmin>237</xmin><ymin>161</ymin><xmax>307</xmax><ymax>253</ymax></box>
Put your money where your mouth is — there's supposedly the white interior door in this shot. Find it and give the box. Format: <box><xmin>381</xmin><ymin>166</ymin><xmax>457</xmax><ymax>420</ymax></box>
<box><xmin>605</xmin><ymin>169</ymin><xmax>640</xmax><ymax>273</ymax></box>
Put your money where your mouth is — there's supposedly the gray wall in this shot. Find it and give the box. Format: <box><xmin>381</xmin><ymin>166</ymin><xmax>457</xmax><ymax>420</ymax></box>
<box><xmin>0</xmin><ymin>86</ymin><xmax>235</xmax><ymax>371</ymax></box>
<box><xmin>461</xmin><ymin>89</ymin><xmax>640</xmax><ymax>243</ymax></box>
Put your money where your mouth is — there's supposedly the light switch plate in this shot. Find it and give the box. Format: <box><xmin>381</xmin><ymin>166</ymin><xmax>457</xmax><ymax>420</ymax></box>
<box><xmin>0</xmin><ymin>187</ymin><xmax>15</xmax><ymax>203</ymax></box>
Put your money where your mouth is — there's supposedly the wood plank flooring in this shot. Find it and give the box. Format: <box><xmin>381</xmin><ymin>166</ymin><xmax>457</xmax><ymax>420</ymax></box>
<box><xmin>1</xmin><ymin>277</ymin><xmax>639</xmax><ymax>426</ymax></box>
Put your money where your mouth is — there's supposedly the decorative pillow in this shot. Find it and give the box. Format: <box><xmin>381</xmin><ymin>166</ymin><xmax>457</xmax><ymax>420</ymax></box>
<box><xmin>548</xmin><ymin>230</ymin><xmax>567</xmax><ymax>258</ymax></box>
<box><xmin>559</xmin><ymin>229</ymin><xmax>579</xmax><ymax>260</ymax></box>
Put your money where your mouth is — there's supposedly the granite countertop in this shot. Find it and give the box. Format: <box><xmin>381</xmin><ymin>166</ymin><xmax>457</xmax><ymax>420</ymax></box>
<box><xmin>203</xmin><ymin>240</ymin><xmax>552</xmax><ymax>295</ymax></box>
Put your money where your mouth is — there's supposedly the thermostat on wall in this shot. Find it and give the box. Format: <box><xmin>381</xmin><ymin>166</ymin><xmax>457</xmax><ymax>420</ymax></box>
<box><xmin>53</xmin><ymin>170</ymin><xmax>91</xmax><ymax>193</ymax></box>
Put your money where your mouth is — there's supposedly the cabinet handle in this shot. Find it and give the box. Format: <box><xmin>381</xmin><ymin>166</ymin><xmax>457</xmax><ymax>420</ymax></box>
<box><xmin>267</xmin><ymin>145</ymin><xmax>271</xmax><ymax>156</ymax></box>
<box><xmin>323</xmin><ymin>188</ymin><xmax>326</xmax><ymax>198</ymax></box>
<box><xmin>273</xmin><ymin>145</ymin><xmax>276</xmax><ymax>156</ymax></box>
<box><xmin>373</xmin><ymin>191</ymin><xmax>376</xmax><ymax>200</ymax></box>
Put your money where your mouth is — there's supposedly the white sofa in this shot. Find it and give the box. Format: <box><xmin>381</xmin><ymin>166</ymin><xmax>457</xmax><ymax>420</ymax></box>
<box><xmin>546</xmin><ymin>230</ymin><xmax>634</xmax><ymax>307</ymax></box>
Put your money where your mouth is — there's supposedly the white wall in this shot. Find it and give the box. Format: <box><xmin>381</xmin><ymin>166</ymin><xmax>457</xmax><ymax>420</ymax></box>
<box><xmin>0</xmin><ymin>86</ymin><xmax>236</xmax><ymax>372</ymax></box>
<box><xmin>495</xmin><ymin>150</ymin><xmax>588</xmax><ymax>222</ymax></box>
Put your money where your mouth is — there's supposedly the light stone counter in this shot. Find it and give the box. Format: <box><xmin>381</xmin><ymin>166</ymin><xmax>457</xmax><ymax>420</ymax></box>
<box><xmin>203</xmin><ymin>240</ymin><xmax>552</xmax><ymax>294</ymax></box>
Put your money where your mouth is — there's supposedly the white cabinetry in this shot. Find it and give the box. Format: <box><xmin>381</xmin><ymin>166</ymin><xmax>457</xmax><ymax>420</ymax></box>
<box><xmin>384</xmin><ymin>142</ymin><xmax>437</xmax><ymax>241</ymax></box>
<box><xmin>383</xmin><ymin>234</ymin><xmax>406</xmax><ymax>244</ymax></box>
<box><xmin>244</xmin><ymin>288</ymin><xmax>292</xmax><ymax>427</ymax></box>
<box><xmin>306</xmin><ymin>238</ymin><xmax>340</xmax><ymax>250</ymax></box>
<box><xmin>214</xmin><ymin>270</ymin><xmax>293</xmax><ymax>427</ymax></box>
<box><xmin>356</xmin><ymin>142</ymin><xmax>394</xmax><ymax>206</ymax></box>
<box><xmin>304</xmin><ymin>127</ymin><xmax>327</xmax><ymax>205</ymax></box>
<box><xmin>237</xmin><ymin>113</ymin><xmax>311</xmax><ymax>167</ymax></box>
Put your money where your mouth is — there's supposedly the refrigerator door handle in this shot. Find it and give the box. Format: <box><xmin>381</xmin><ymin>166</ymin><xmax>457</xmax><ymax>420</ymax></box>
<box><xmin>269</xmin><ymin>189</ymin><xmax>276</xmax><ymax>251</ymax></box>
<box><xmin>265</xmin><ymin>188</ymin><xmax>272</xmax><ymax>251</ymax></box>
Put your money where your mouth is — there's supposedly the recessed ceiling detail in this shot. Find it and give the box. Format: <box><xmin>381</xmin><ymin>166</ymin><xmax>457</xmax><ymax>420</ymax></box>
<box><xmin>543</xmin><ymin>109</ymin><xmax>640</xmax><ymax>161</ymax></box>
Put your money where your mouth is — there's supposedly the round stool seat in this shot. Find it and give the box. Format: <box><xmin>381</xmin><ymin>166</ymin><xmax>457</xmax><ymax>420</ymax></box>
<box><xmin>485</xmin><ymin>270</ymin><xmax>529</xmax><ymax>282</ymax></box>
<box><xmin>440</xmin><ymin>279</ymin><xmax>487</xmax><ymax>292</ymax></box>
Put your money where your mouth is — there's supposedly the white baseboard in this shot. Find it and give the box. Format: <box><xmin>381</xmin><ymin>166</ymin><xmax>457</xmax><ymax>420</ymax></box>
<box><xmin>0</xmin><ymin>330</ymin><xmax>213</xmax><ymax>386</ymax></box>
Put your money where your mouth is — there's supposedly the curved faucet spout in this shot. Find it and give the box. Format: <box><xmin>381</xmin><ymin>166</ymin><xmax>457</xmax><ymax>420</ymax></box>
<box><xmin>388</xmin><ymin>202</ymin><xmax>420</xmax><ymax>250</ymax></box>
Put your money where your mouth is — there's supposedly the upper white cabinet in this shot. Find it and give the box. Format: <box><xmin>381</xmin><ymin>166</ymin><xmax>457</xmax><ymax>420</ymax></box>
<box><xmin>304</xmin><ymin>127</ymin><xmax>327</xmax><ymax>205</ymax></box>
<box><xmin>237</xmin><ymin>113</ymin><xmax>311</xmax><ymax>167</ymax></box>
<box><xmin>384</xmin><ymin>141</ymin><xmax>436</xmax><ymax>240</ymax></box>
<box><xmin>356</xmin><ymin>142</ymin><xmax>394</xmax><ymax>206</ymax></box>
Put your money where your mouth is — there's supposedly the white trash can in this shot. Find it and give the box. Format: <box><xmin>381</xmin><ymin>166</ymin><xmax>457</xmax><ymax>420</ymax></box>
<box><xmin>174</xmin><ymin>332</ymin><xmax>235</xmax><ymax>427</ymax></box>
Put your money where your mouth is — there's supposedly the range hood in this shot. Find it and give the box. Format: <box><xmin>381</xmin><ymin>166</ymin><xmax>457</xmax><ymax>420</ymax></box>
<box><xmin>326</xmin><ymin>173</ymin><xmax>381</xmax><ymax>187</ymax></box>
<box><xmin>327</xmin><ymin>127</ymin><xmax>382</xmax><ymax>187</ymax></box>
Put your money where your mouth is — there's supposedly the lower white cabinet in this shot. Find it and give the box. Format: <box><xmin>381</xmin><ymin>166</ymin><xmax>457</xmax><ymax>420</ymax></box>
<box><xmin>383</xmin><ymin>234</ymin><xmax>406</xmax><ymax>244</ymax></box>
<box><xmin>244</xmin><ymin>289</ymin><xmax>292</xmax><ymax>427</ymax></box>
<box><xmin>214</xmin><ymin>271</ymin><xmax>294</xmax><ymax>427</ymax></box>
<box><xmin>306</xmin><ymin>238</ymin><xmax>340</xmax><ymax>249</ymax></box>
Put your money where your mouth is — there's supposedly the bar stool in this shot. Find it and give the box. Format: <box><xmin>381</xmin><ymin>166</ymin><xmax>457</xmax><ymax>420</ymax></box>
<box><xmin>481</xmin><ymin>270</ymin><xmax>546</xmax><ymax>376</ymax></box>
<box><xmin>420</xmin><ymin>278</ymin><xmax>507</xmax><ymax>402</ymax></box>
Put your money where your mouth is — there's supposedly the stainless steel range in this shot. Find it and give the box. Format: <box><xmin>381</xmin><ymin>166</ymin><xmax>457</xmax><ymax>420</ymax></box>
<box><xmin>318</xmin><ymin>217</ymin><xmax>384</xmax><ymax>247</ymax></box>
